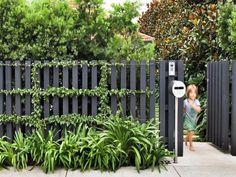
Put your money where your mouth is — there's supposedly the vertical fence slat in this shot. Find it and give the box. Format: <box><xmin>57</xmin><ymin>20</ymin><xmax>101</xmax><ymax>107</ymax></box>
<box><xmin>215</xmin><ymin>63</ymin><xmax>219</xmax><ymax>147</ymax></box>
<box><xmin>111</xmin><ymin>61</ymin><xmax>117</xmax><ymax>115</ymax></box>
<box><xmin>140</xmin><ymin>60</ymin><xmax>146</xmax><ymax>123</ymax></box>
<box><xmin>177</xmin><ymin>60</ymin><xmax>184</xmax><ymax>156</ymax></box>
<box><xmin>0</xmin><ymin>61</ymin><xmax>3</xmax><ymax>137</ymax></box>
<box><xmin>231</xmin><ymin>61</ymin><xmax>236</xmax><ymax>155</ymax></box>
<box><xmin>91</xmin><ymin>62</ymin><xmax>97</xmax><ymax>115</ymax></box>
<box><xmin>5</xmin><ymin>61</ymin><xmax>12</xmax><ymax>140</ymax></box>
<box><xmin>149</xmin><ymin>60</ymin><xmax>155</xmax><ymax>119</ymax></box>
<box><xmin>120</xmin><ymin>60</ymin><xmax>127</xmax><ymax>116</ymax></box>
<box><xmin>15</xmin><ymin>61</ymin><xmax>21</xmax><ymax>132</ymax></box>
<box><xmin>43</xmin><ymin>61</ymin><xmax>50</xmax><ymax>118</ymax></box>
<box><xmin>210</xmin><ymin>63</ymin><xmax>213</xmax><ymax>143</ymax></box>
<box><xmin>159</xmin><ymin>60</ymin><xmax>167</xmax><ymax>143</ymax></box>
<box><xmin>72</xmin><ymin>65</ymin><xmax>78</xmax><ymax>113</ymax></box>
<box><xmin>221</xmin><ymin>61</ymin><xmax>229</xmax><ymax>150</ymax></box>
<box><xmin>53</xmin><ymin>66</ymin><xmax>59</xmax><ymax>115</ymax></box>
<box><xmin>218</xmin><ymin>62</ymin><xmax>222</xmax><ymax>148</ymax></box>
<box><xmin>130</xmin><ymin>60</ymin><xmax>136</xmax><ymax>118</ymax></box>
<box><xmin>207</xmin><ymin>63</ymin><xmax>211</xmax><ymax>142</ymax></box>
<box><xmin>212</xmin><ymin>62</ymin><xmax>216</xmax><ymax>145</ymax></box>
<box><xmin>215</xmin><ymin>62</ymin><xmax>218</xmax><ymax>146</ymax></box>
<box><xmin>25</xmin><ymin>61</ymin><xmax>31</xmax><ymax>133</ymax></box>
<box><xmin>53</xmin><ymin>66</ymin><xmax>60</xmax><ymax>139</ymax></box>
<box><xmin>168</xmin><ymin>61</ymin><xmax>175</xmax><ymax>151</ymax></box>
<box><xmin>63</xmin><ymin>67</ymin><xmax>69</xmax><ymax>115</ymax></box>
<box><xmin>82</xmin><ymin>64</ymin><xmax>88</xmax><ymax>115</ymax></box>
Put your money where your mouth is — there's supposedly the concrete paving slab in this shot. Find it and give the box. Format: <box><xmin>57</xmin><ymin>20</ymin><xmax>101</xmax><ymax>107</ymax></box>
<box><xmin>0</xmin><ymin>166</ymin><xmax>67</xmax><ymax>177</ymax></box>
<box><xmin>1</xmin><ymin>142</ymin><xmax>236</xmax><ymax>177</ymax></box>
<box><xmin>172</xmin><ymin>142</ymin><xmax>236</xmax><ymax>177</ymax></box>
<box><xmin>67</xmin><ymin>166</ymin><xmax>179</xmax><ymax>177</ymax></box>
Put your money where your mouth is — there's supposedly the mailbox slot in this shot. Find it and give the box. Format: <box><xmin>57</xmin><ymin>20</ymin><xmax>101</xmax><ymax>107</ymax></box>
<box><xmin>174</xmin><ymin>86</ymin><xmax>184</xmax><ymax>90</ymax></box>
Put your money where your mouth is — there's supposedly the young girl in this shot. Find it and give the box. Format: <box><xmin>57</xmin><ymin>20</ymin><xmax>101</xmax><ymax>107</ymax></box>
<box><xmin>183</xmin><ymin>84</ymin><xmax>201</xmax><ymax>151</ymax></box>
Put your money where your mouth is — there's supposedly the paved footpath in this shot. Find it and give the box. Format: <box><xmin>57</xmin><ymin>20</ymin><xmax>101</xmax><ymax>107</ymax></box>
<box><xmin>1</xmin><ymin>142</ymin><xmax>236</xmax><ymax>177</ymax></box>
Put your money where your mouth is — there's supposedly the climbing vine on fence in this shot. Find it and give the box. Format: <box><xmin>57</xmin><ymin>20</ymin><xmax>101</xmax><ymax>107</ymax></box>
<box><xmin>0</xmin><ymin>61</ymin><xmax>153</xmax><ymax>128</ymax></box>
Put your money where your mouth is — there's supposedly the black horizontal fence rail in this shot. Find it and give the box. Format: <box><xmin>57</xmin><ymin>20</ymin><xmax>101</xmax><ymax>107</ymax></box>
<box><xmin>0</xmin><ymin>60</ymin><xmax>157</xmax><ymax>139</ymax></box>
<box><xmin>159</xmin><ymin>60</ymin><xmax>184</xmax><ymax>157</ymax></box>
<box><xmin>207</xmin><ymin>61</ymin><xmax>231</xmax><ymax>154</ymax></box>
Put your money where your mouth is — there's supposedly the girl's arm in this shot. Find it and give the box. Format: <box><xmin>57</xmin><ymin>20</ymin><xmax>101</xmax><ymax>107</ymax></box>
<box><xmin>189</xmin><ymin>100</ymin><xmax>201</xmax><ymax>113</ymax></box>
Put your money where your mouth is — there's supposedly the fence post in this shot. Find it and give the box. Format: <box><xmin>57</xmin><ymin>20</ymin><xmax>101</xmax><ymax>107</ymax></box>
<box><xmin>177</xmin><ymin>60</ymin><xmax>184</xmax><ymax>156</ymax></box>
<box><xmin>159</xmin><ymin>60</ymin><xmax>184</xmax><ymax>156</ymax></box>
<box><xmin>168</xmin><ymin>61</ymin><xmax>175</xmax><ymax>152</ymax></box>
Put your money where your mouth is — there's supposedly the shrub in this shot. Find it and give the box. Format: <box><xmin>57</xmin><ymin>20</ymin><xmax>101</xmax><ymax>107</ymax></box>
<box><xmin>0</xmin><ymin>0</ymin><xmax>155</xmax><ymax>61</ymax></box>
<box><xmin>217</xmin><ymin>1</ymin><xmax>236</xmax><ymax>58</ymax></box>
<box><xmin>0</xmin><ymin>116</ymin><xmax>171</xmax><ymax>173</ymax></box>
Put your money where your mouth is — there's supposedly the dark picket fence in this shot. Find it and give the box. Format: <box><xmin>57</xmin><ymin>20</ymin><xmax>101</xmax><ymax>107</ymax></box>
<box><xmin>207</xmin><ymin>60</ymin><xmax>236</xmax><ymax>156</ymax></box>
<box><xmin>0</xmin><ymin>59</ymin><xmax>185</xmax><ymax>157</ymax></box>
<box><xmin>0</xmin><ymin>60</ymin><xmax>157</xmax><ymax>139</ymax></box>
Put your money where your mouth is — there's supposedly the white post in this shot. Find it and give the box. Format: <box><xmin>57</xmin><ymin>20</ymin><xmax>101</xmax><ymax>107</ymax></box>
<box><xmin>174</xmin><ymin>97</ymin><xmax>178</xmax><ymax>163</ymax></box>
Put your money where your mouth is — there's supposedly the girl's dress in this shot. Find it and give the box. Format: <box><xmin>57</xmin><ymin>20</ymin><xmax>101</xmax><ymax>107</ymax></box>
<box><xmin>183</xmin><ymin>99</ymin><xmax>200</xmax><ymax>131</ymax></box>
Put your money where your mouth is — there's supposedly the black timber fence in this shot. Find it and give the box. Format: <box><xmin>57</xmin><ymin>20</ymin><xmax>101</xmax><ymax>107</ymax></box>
<box><xmin>0</xmin><ymin>59</ymin><xmax>184</xmax><ymax>156</ymax></box>
<box><xmin>207</xmin><ymin>60</ymin><xmax>236</xmax><ymax>156</ymax></box>
<box><xmin>0</xmin><ymin>60</ymin><xmax>157</xmax><ymax>139</ymax></box>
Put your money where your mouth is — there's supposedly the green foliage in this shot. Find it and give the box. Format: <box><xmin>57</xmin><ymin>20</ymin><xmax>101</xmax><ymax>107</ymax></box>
<box><xmin>0</xmin><ymin>0</ymin><xmax>27</xmax><ymax>60</ymax></box>
<box><xmin>11</xmin><ymin>130</ymin><xmax>30</xmax><ymax>170</ymax></box>
<box><xmin>0</xmin><ymin>137</ymin><xmax>12</xmax><ymax>169</ymax></box>
<box><xmin>195</xmin><ymin>96</ymin><xmax>207</xmax><ymax>140</ymax></box>
<box><xmin>22</xmin><ymin>0</ymin><xmax>76</xmax><ymax>61</ymax></box>
<box><xmin>0</xmin><ymin>117</ymin><xmax>171</xmax><ymax>173</ymax></box>
<box><xmin>0</xmin><ymin>0</ymin><xmax>155</xmax><ymax>61</ymax></box>
<box><xmin>106</xmin><ymin>34</ymin><xmax>156</xmax><ymax>62</ymax></box>
<box><xmin>139</xmin><ymin>0</ymin><xmax>189</xmax><ymax>59</ymax></box>
<box><xmin>140</xmin><ymin>1</ymin><xmax>225</xmax><ymax>141</ymax></box>
<box><xmin>29</xmin><ymin>129</ymin><xmax>60</xmax><ymax>173</ymax></box>
<box><xmin>99</xmin><ymin>116</ymin><xmax>172</xmax><ymax>172</ymax></box>
<box><xmin>217</xmin><ymin>1</ymin><xmax>236</xmax><ymax>58</ymax></box>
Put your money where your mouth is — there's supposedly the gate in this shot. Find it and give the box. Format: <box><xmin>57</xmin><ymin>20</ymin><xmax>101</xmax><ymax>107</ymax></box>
<box><xmin>207</xmin><ymin>60</ymin><xmax>236</xmax><ymax>155</ymax></box>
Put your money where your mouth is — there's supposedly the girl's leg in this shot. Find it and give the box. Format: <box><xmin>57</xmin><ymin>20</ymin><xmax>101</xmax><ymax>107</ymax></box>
<box><xmin>189</xmin><ymin>131</ymin><xmax>195</xmax><ymax>151</ymax></box>
<box><xmin>185</xmin><ymin>131</ymin><xmax>189</xmax><ymax>146</ymax></box>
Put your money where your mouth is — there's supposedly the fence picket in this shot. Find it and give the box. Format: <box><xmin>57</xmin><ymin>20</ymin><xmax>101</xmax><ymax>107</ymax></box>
<box><xmin>5</xmin><ymin>61</ymin><xmax>13</xmax><ymax>140</ymax></box>
<box><xmin>82</xmin><ymin>64</ymin><xmax>88</xmax><ymax>115</ymax></box>
<box><xmin>111</xmin><ymin>61</ymin><xmax>117</xmax><ymax>115</ymax></box>
<box><xmin>120</xmin><ymin>60</ymin><xmax>127</xmax><ymax>116</ymax></box>
<box><xmin>140</xmin><ymin>60</ymin><xmax>146</xmax><ymax>123</ymax></box>
<box><xmin>0</xmin><ymin>61</ymin><xmax>3</xmax><ymax>137</ymax></box>
<box><xmin>15</xmin><ymin>61</ymin><xmax>22</xmax><ymax>132</ymax></box>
